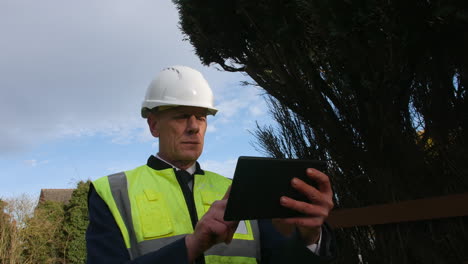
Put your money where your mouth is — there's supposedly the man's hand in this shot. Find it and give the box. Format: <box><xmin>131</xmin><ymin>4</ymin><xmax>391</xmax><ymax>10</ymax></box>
<box><xmin>185</xmin><ymin>187</ymin><xmax>238</xmax><ymax>262</ymax></box>
<box><xmin>273</xmin><ymin>168</ymin><xmax>334</xmax><ymax>245</ymax></box>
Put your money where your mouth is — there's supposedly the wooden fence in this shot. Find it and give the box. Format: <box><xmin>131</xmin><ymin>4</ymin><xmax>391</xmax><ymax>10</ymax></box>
<box><xmin>327</xmin><ymin>192</ymin><xmax>468</xmax><ymax>228</ymax></box>
<box><xmin>327</xmin><ymin>192</ymin><xmax>468</xmax><ymax>263</ymax></box>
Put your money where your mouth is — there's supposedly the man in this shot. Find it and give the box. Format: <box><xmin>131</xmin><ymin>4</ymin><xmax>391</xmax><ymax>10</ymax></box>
<box><xmin>86</xmin><ymin>66</ymin><xmax>336</xmax><ymax>263</ymax></box>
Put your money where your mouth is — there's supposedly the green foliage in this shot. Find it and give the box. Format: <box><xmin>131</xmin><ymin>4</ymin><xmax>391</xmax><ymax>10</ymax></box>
<box><xmin>1</xmin><ymin>181</ymin><xmax>91</xmax><ymax>263</ymax></box>
<box><xmin>62</xmin><ymin>181</ymin><xmax>90</xmax><ymax>264</ymax></box>
<box><xmin>174</xmin><ymin>0</ymin><xmax>468</xmax><ymax>198</ymax></box>
<box><xmin>174</xmin><ymin>0</ymin><xmax>468</xmax><ymax>262</ymax></box>
<box><xmin>22</xmin><ymin>201</ymin><xmax>65</xmax><ymax>264</ymax></box>
<box><xmin>0</xmin><ymin>199</ymin><xmax>16</xmax><ymax>263</ymax></box>
<box><xmin>1</xmin><ymin>196</ymin><xmax>37</xmax><ymax>264</ymax></box>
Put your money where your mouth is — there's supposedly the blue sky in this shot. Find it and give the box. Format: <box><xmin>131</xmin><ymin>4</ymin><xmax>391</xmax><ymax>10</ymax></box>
<box><xmin>0</xmin><ymin>0</ymin><xmax>272</xmax><ymax>199</ymax></box>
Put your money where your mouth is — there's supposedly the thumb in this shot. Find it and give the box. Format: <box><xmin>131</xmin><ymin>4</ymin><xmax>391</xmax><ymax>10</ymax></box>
<box><xmin>225</xmin><ymin>221</ymin><xmax>239</xmax><ymax>244</ymax></box>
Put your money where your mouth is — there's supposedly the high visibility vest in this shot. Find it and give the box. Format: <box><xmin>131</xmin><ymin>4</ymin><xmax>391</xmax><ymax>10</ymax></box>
<box><xmin>93</xmin><ymin>164</ymin><xmax>260</xmax><ymax>263</ymax></box>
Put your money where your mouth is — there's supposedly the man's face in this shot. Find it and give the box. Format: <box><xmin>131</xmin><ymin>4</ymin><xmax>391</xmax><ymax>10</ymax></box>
<box><xmin>148</xmin><ymin>106</ymin><xmax>208</xmax><ymax>166</ymax></box>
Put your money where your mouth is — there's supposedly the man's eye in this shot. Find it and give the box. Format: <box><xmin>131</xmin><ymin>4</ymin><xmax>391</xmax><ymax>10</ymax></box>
<box><xmin>175</xmin><ymin>114</ymin><xmax>189</xmax><ymax>119</ymax></box>
<box><xmin>173</xmin><ymin>114</ymin><xmax>206</xmax><ymax>121</ymax></box>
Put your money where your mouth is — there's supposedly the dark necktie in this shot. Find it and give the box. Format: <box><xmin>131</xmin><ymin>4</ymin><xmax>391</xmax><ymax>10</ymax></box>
<box><xmin>176</xmin><ymin>170</ymin><xmax>194</xmax><ymax>190</ymax></box>
<box><xmin>175</xmin><ymin>170</ymin><xmax>203</xmax><ymax>264</ymax></box>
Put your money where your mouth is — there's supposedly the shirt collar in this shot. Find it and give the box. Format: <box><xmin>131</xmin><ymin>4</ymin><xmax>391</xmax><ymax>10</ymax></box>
<box><xmin>146</xmin><ymin>155</ymin><xmax>205</xmax><ymax>175</ymax></box>
<box><xmin>155</xmin><ymin>153</ymin><xmax>196</xmax><ymax>175</ymax></box>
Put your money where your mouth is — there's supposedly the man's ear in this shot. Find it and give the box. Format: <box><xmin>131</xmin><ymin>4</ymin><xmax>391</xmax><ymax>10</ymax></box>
<box><xmin>147</xmin><ymin>113</ymin><xmax>160</xmax><ymax>138</ymax></box>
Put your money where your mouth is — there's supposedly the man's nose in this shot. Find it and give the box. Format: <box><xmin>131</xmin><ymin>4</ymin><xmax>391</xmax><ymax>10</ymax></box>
<box><xmin>186</xmin><ymin>115</ymin><xmax>200</xmax><ymax>134</ymax></box>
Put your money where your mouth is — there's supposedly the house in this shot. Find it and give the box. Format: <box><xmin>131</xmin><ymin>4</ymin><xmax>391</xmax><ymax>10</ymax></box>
<box><xmin>38</xmin><ymin>189</ymin><xmax>75</xmax><ymax>205</ymax></box>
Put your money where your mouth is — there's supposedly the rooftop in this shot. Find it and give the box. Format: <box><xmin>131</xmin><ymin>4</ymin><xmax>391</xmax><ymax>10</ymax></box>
<box><xmin>39</xmin><ymin>189</ymin><xmax>75</xmax><ymax>204</ymax></box>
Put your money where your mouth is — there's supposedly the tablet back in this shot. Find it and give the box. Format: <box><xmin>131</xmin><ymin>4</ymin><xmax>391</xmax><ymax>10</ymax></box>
<box><xmin>224</xmin><ymin>156</ymin><xmax>327</xmax><ymax>221</ymax></box>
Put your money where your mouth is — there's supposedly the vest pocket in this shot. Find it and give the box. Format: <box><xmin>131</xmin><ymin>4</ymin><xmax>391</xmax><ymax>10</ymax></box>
<box><xmin>201</xmin><ymin>190</ymin><xmax>223</xmax><ymax>214</ymax></box>
<box><xmin>136</xmin><ymin>189</ymin><xmax>173</xmax><ymax>239</ymax></box>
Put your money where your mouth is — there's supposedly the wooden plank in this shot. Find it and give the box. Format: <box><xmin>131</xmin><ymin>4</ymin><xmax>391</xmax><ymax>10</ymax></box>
<box><xmin>328</xmin><ymin>193</ymin><xmax>468</xmax><ymax>228</ymax></box>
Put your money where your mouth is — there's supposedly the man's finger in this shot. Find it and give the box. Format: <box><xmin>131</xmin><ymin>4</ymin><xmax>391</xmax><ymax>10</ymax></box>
<box><xmin>280</xmin><ymin>196</ymin><xmax>330</xmax><ymax>217</ymax></box>
<box><xmin>306</xmin><ymin>168</ymin><xmax>333</xmax><ymax>197</ymax></box>
<box><xmin>223</xmin><ymin>185</ymin><xmax>232</xmax><ymax>200</ymax></box>
<box><xmin>291</xmin><ymin>177</ymin><xmax>323</xmax><ymax>204</ymax></box>
<box><xmin>282</xmin><ymin>216</ymin><xmax>324</xmax><ymax>228</ymax></box>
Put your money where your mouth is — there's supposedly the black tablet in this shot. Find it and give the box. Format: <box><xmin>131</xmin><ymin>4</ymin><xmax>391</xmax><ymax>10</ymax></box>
<box><xmin>224</xmin><ymin>156</ymin><xmax>327</xmax><ymax>221</ymax></box>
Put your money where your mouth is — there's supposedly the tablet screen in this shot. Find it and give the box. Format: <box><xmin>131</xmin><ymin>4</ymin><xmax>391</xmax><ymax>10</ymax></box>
<box><xmin>224</xmin><ymin>156</ymin><xmax>327</xmax><ymax>221</ymax></box>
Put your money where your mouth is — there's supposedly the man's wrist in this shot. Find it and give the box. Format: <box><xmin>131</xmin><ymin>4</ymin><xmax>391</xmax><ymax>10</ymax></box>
<box><xmin>297</xmin><ymin>226</ymin><xmax>321</xmax><ymax>245</ymax></box>
<box><xmin>185</xmin><ymin>234</ymin><xmax>202</xmax><ymax>262</ymax></box>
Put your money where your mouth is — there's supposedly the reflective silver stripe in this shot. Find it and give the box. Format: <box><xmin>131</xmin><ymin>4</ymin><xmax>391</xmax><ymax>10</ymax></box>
<box><xmin>108</xmin><ymin>172</ymin><xmax>139</xmax><ymax>259</ymax></box>
<box><xmin>206</xmin><ymin>239</ymin><xmax>257</xmax><ymax>258</ymax></box>
<box><xmin>251</xmin><ymin>220</ymin><xmax>261</xmax><ymax>260</ymax></box>
<box><xmin>134</xmin><ymin>234</ymin><xmax>259</xmax><ymax>259</ymax></box>
<box><xmin>136</xmin><ymin>234</ymin><xmax>187</xmax><ymax>255</ymax></box>
<box><xmin>205</xmin><ymin>220</ymin><xmax>260</xmax><ymax>259</ymax></box>
<box><xmin>133</xmin><ymin>221</ymin><xmax>261</xmax><ymax>259</ymax></box>
<box><xmin>235</xmin><ymin>221</ymin><xmax>248</xmax><ymax>234</ymax></box>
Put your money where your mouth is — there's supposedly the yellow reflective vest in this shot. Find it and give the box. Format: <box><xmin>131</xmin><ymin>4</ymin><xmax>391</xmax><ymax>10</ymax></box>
<box><xmin>93</xmin><ymin>161</ymin><xmax>260</xmax><ymax>263</ymax></box>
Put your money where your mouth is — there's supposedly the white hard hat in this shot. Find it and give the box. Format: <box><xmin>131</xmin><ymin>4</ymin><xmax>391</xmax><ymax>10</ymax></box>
<box><xmin>141</xmin><ymin>65</ymin><xmax>218</xmax><ymax>118</ymax></box>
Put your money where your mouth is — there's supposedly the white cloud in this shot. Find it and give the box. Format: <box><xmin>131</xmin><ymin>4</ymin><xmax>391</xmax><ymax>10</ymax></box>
<box><xmin>200</xmin><ymin>158</ymin><xmax>238</xmax><ymax>179</ymax></box>
<box><xmin>0</xmin><ymin>0</ymin><xmax>272</xmax><ymax>159</ymax></box>
<box><xmin>216</xmin><ymin>98</ymin><xmax>249</xmax><ymax>120</ymax></box>
<box><xmin>249</xmin><ymin>104</ymin><xmax>266</xmax><ymax>117</ymax></box>
<box><xmin>210</xmin><ymin>85</ymin><xmax>268</xmax><ymax>127</ymax></box>
<box><xmin>207</xmin><ymin>123</ymin><xmax>217</xmax><ymax>133</ymax></box>
<box><xmin>106</xmin><ymin>167</ymin><xmax>124</xmax><ymax>174</ymax></box>
<box><xmin>24</xmin><ymin>160</ymin><xmax>38</xmax><ymax>167</ymax></box>
<box><xmin>151</xmin><ymin>142</ymin><xmax>159</xmax><ymax>149</ymax></box>
<box><xmin>137</xmin><ymin>126</ymin><xmax>155</xmax><ymax>143</ymax></box>
<box><xmin>0</xmin><ymin>0</ymin><xmax>205</xmax><ymax>155</ymax></box>
<box><xmin>106</xmin><ymin>165</ymin><xmax>133</xmax><ymax>174</ymax></box>
<box><xmin>24</xmin><ymin>159</ymin><xmax>49</xmax><ymax>167</ymax></box>
<box><xmin>201</xmin><ymin>85</ymin><xmax>269</xmax><ymax>149</ymax></box>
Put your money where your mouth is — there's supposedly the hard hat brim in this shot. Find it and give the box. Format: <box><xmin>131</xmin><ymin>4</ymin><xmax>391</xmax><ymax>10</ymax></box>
<box><xmin>141</xmin><ymin>105</ymin><xmax>218</xmax><ymax>118</ymax></box>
